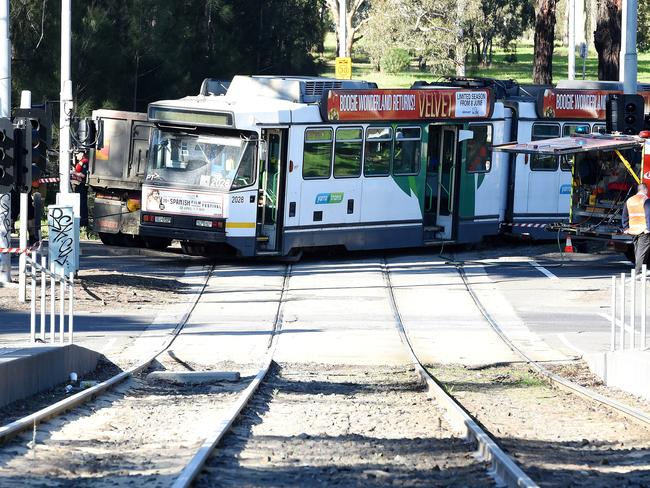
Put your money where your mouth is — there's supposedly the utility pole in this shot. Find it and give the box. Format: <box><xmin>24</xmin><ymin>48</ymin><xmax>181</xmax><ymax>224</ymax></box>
<box><xmin>338</xmin><ymin>0</ymin><xmax>346</xmax><ymax>58</ymax></box>
<box><xmin>620</xmin><ymin>0</ymin><xmax>627</xmax><ymax>81</ymax></box>
<box><xmin>59</xmin><ymin>0</ymin><xmax>72</xmax><ymax>194</ymax></box>
<box><xmin>568</xmin><ymin>0</ymin><xmax>575</xmax><ymax>80</ymax></box>
<box><xmin>0</xmin><ymin>0</ymin><xmax>10</xmax><ymax>283</ymax></box>
<box><xmin>623</xmin><ymin>0</ymin><xmax>638</xmax><ymax>94</ymax></box>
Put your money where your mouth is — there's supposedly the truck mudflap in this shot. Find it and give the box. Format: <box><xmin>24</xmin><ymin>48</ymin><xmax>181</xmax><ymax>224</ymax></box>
<box><xmin>92</xmin><ymin>198</ymin><xmax>140</xmax><ymax>236</ymax></box>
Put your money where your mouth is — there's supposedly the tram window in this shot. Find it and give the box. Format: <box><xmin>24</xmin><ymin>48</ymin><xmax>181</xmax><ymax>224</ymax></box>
<box><xmin>563</xmin><ymin>123</ymin><xmax>590</xmax><ymax>136</ymax></box>
<box><xmin>466</xmin><ymin>125</ymin><xmax>492</xmax><ymax>173</ymax></box>
<box><xmin>559</xmin><ymin>155</ymin><xmax>572</xmax><ymax>172</ymax></box>
<box><xmin>303</xmin><ymin>128</ymin><xmax>333</xmax><ymax>179</ymax></box>
<box><xmin>531</xmin><ymin>123</ymin><xmax>559</xmax><ymax>171</ymax></box>
<box><xmin>230</xmin><ymin>141</ymin><xmax>257</xmax><ymax>190</ymax></box>
<box><xmin>532</xmin><ymin>123</ymin><xmax>560</xmax><ymax>141</ymax></box>
<box><xmin>334</xmin><ymin>127</ymin><xmax>363</xmax><ymax>178</ymax></box>
<box><xmin>393</xmin><ymin>127</ymin><xmax>421</xmax><ymax>175</ymax></box>
<box><xmin>364</xmin><ymin>127</ymin><xmax>392</xmax><ymax>176</ymax></box>
<box><xmin>592</xmin><ymin>124</ymin><xmax>607</xmax><ymax>134</ymax></box>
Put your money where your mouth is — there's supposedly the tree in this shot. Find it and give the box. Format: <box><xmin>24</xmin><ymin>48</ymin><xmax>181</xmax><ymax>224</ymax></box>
<box><xmin>464</xmin><ymin>0</ymin><xmax>533</xmax><ymax>66</ymax></box>
<box><xmin>532</xmin><ymin>0</ymin><xmax>557</xmax><ymax>84</ymax></box>
<box><xmin>325</xmin><ymin>0</ymin><xmax>370</xmax><ymax>57</ymax></box>
<box><xmin>593</xmin><ymin>0</ymin><xmax>621</xmax><ymax>80</ymax></box>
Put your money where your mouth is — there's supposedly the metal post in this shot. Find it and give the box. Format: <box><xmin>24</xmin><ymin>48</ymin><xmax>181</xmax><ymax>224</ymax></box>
<box><xmin>18</xmin><ymin>193</ymin><xmax>28</xmax><ymax>302</ymax></box>
<box><xmin>68</xmin><ymin>272</ymin><xmax>73</xmax><ymax>344</ymax></box>
<box><xmin>49</xmin><ymin>262</ymin><xmax>55</xmax><ymax>343</ymax></box>
<box><xmin>631</xmin><ymin>269</ymin><xmax>636</xmax><ymax>349</ymax></box>
<box><xmin>623</xmin><ymin>0</ymin><xmax>638</xmax><ymax>94</ymax></box>
<box><xmin>40</xmin><ymin>255</ymin><xmax>46</xmax><ymax>341</ymax></box>
<box><xmin>620</xmin><ymin>0</ymin><xmax>628</xmax><ymax>82</ymax></box>
<box><xmin>0</xmin><ymin>0</ymin><xmax>10</xmax><ymax>284</ymax></box>
<box><xmin>568</xmin><ymin>0</ymin><xmax>575</xmax><ymax>80</ymax></box>
<box><xmin>609</xmin><ymin>275</ymin><xmax>616</xmax><ymax>351</ymax></box>
<box><xmin>59</xmin><ymin>0</ymin><xmax>72</xmax><ymax>194</ymax></box>
<box><xmin>59</xmin><ymin>277</ymin><xmax>65</xmax><ymax>344</ymax></box>
<box><xmin>620</xmin><ymin>273</ymin><xmax>626</xmax><ymax>349</ymax></box>
<box><xmin>338</xmin><ymin>0</ymin><xmax>346</xmax><ymax>58</ymax></box>
<box><xmin>29</xmin><ymin>254</ymin><xmax>35</xmax><ymax>343</ymax></box>
<box><xmin>641</xmin><ymin>264</ymin><xmax>648</xmax><ymax>350</ymax></box>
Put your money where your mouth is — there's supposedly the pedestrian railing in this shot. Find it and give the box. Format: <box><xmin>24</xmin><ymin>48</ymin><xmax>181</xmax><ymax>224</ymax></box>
<box><xmin>611</xmin><ymin>264</ymin><xmax>648</xmax><ymax>351</ymax></box>
<box><xmin>24</xmin><ymin>251</ymin><xmax>75</xmax><ymax>344</ymax></box>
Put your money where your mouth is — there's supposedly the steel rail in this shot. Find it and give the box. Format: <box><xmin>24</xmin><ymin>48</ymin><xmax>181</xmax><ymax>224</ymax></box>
<box><xmin>0</xmin><ymin>263</ymin><xmax>215</xmax><ymax>443</ymax></box>
<box><xmin>456</xmin><ymin>264</ymin><xmax>650</xmax><ymax>429</ymax></box>
<box><xmin>381</xmin><ymin>259</ymin><xmax>538</xmax><ymax>488</ymax></box>
<box><xmin>172</xmin><ymin>264</ymin><xmax>292</xmax><ymax>488</ymax></box>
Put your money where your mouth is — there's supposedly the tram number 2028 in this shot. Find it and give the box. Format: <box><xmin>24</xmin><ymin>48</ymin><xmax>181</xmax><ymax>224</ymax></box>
<box><xmin>231</xmin><ymin>195</ymin><xmax>245</xmax><ymax>204</ymax></box>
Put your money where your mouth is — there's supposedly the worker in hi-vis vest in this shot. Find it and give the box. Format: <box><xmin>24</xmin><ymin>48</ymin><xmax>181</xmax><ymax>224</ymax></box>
<box><xmin>623</xmin><ymin>183</ymin><xmax>650</xmax><ymax>274</ymax></box>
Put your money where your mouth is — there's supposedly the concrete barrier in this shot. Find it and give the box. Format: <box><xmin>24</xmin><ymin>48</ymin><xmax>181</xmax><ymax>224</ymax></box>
<box><xmin>586</xmin><ymin>350</ymin><xmax>650</xmax><ymax>400</ymax></box>
<box><xmin>0</xmin><ymin>344</ymin><xmax>100</xmax><ymax>408</ymax></box>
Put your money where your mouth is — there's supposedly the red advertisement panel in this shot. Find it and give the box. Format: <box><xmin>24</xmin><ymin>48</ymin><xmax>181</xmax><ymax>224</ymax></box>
<box><xmin>538</xmin><ymin>89</ymin><xmax>650</xmax><ymax>119</ymax></box>
<box><xmin>322</xmin><ymin>89</ymin><xmax>493</xmax><ymax>122</ymax></box>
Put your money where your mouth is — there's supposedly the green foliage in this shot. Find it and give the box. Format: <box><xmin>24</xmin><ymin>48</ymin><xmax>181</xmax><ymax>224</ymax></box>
<box><xmin>639</xmin><ymin>0</ymin><xmax>650</xmax><ymax>52</ymax></box>
<box><xmin>9</xmin><ymin>0</ymin><xmax>326</xmax><ymax>113</ymax></box>
<box><xmin>380</xmin><ymin>48</ymin><xmax>411</xmax><ymax>74</ymax></box>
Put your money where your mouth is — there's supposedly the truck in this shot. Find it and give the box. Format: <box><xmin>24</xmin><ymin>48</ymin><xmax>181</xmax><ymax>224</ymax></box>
<box><xmin>88</xmin><ymin>109</ymin><xmax>171</xmax><ymax>249</ymax></box>
<box><xmin>494</xmin><ymin>132</ymin><xmax>648</xmax><ymax>260</ymax></box>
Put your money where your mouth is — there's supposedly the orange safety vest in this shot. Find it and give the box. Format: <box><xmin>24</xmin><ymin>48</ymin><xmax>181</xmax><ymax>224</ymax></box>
<box><xmin>627</xmin><ymin>193</ymin><xmax>649</xmax><ymax>235</ymax></box>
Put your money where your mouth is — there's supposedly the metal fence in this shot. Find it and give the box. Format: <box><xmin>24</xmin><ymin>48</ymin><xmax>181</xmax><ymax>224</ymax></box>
<box><xmin>24</xmin><ymin>251</ymin><xmax>74</xmax><ymax>344</ymax></box>
<box><xmin>611</xmin><ymin>265</ymin><xmax>648</xmax><ymax>351</ymax></box>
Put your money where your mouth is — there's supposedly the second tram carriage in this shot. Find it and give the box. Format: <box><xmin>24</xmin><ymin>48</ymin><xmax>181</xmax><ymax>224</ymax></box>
<box><xmin>137</xmin><ymin>75</ymin><xmax>650</xmax><ymax>257</ymax></box>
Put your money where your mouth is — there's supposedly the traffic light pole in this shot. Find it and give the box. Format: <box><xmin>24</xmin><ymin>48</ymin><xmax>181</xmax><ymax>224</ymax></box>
<box><xmin>0</xmin><ymin>0</ymin><xmax>10</xmax><ymax>283</ymax></box>
<box><xmin>59</xmin><ymin>0</ymin><xmax>72</xmax><ymax>195</ymax></box>
<box><xmin>623</xmin><ymin>0</ymin><xmax>638</xmax><ymax>95</ymax></box>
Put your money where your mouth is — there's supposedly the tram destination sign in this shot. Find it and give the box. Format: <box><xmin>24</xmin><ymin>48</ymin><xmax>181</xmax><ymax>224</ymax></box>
<box><xmin>321</xmin><ymin>88</ymin><xmax>493</xmax><ymax>122</ymax></box>
<box><xmin>538</xmin><ymin>88</ymin><xmax>650</xmax><ymax>120</ymax></box>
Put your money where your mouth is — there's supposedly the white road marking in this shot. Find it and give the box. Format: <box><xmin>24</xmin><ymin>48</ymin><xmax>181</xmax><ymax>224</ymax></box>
<box><xmin>556</xmin><ymin>333</ymin><xmax>587</xmax><ymax>357</ymax></box>
<box><xmin>99</xmin><ymin>337</ymin><xmax>117</xmax><ymax>354</ymax></box>
<box><xmin>529</xmin><ymin>260</ymin><xmax>559</xmax><ymax>280</ymax></box>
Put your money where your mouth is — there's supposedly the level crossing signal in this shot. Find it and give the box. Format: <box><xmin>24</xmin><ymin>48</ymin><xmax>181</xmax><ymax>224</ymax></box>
<box><xmin>13</xmin><ymin>119</ymin><xmax>32</xmax><ymax>191</ymax></box>
<box><xmin>0</xmin><ymin>117</ymin><xmax>15</xmax><ymax>193</ymax></box>
<box><xmin>606</xmin><ymin>93</ymin><xmax>645</xmax><ymax>135</ymax></box>
<box><xmin>14</xmin><ymin>106</ymin><xmax>52</xmax><ymax>172</ymax></box>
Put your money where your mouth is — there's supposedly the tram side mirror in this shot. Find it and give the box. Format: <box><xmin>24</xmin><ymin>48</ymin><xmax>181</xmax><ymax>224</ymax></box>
<box><xmin>458</xmin><ymin>130</ymin><xmax>474</xmax><ymax>142</ymax></box>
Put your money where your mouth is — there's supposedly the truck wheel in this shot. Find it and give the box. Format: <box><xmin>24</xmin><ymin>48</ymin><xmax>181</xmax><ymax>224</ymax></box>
<box><xmin>144</xmin><ymin>238</ymin><xmax>171</xmax><ymax>250</ymax></box>
<box><xmin>625</xmin><ymin>245</ymin><xmax>636</xmax><ymax>264</ymax></box>
<box><xmin>98</xmin><ymin>232</ymin><xmax>121</xmax><ymax>246</ymax></box>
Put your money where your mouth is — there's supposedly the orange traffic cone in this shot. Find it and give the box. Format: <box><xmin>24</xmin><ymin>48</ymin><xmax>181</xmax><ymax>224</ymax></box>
<box><xmin>564</xmin><ymin>235</ymin><xmax>575</xmax><ymax>253</ymax></box>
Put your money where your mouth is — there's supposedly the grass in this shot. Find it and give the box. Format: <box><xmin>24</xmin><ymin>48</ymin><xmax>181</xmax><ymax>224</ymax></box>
<box><xmin>317</xmin><ymin>33</ymin><xmax>650</xmax><ymax>87</ymax></box>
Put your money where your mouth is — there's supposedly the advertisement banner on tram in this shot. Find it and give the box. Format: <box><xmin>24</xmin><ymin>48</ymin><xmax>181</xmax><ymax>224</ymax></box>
<box><xmin>142</xmin><ymin>185</ymin><xmax>224</xmax><ymax>217</ymax></box>
<box><xmin>537</xmin><ymin>89</ymin><xmax>650</xmax><ymax>120</ymax></box>
<box><xmin>321</xmin><ymin>88</ymin><xmax>494</xmax><ymax>122</ymax></box>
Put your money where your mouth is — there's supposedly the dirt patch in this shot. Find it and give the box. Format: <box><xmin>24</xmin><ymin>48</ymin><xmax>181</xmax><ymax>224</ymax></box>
<box><xmin>198</xmin><ymin>363</ymin><xmax>493</xmax><ymax>488</ymax></box>
<box><xmin>0</xmin><ymin>269</ymin><xmax>191</xmax><ymax>314</ymax></box>
<box><xmin>431</xmin><ymin>363</ymin><xmax>650</xmax><ymax>487</ymax></box>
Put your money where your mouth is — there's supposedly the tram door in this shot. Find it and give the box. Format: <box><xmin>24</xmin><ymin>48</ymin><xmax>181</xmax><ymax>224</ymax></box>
<box><xmin>257</xmin><ymin>129</ymin><xmax>285</xmax><ymax>252</ymax></box>
<box><xmin>425</xmin><ymin>125</ymin><xmax>457</xmax><ymax>240</ymax></box>
<box><xmin>436</xmin><ymin>127</ymin><xmax>458</xmax><ymax>239</ymax></box>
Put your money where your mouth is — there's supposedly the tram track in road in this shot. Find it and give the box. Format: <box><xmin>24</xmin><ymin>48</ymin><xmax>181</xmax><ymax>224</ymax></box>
<box><xmin>0</xmin><ymin>262</ymin><xmax>291</xmax><ymax>486</ymax></box>
<box><xmin>455</xmin><ymin>263</ymin><xmax>650</xmax><ymax>428</ymax></box>
<box><xmin>381</xmin><ymin>258</ymin><xmax>537</xmax><ymax>488</ymax></box>
<box><xmin>384</xmin><ymin>255</ymin><xmax>650</xmax><ymax>486</ymax></box>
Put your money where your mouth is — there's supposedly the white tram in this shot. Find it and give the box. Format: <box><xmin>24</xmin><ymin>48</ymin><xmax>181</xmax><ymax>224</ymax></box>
<box><xmin>138</xmin><ymin>75</ymin><xmax>650</xmax><ymax>257</ymax></box>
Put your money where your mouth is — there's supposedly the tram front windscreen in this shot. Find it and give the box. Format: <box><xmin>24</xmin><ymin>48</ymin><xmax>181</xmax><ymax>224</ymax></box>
<box><xmin>145</xmin><ymin>129</ymin><xmax>257</xmax><ymax>191</ymax></box>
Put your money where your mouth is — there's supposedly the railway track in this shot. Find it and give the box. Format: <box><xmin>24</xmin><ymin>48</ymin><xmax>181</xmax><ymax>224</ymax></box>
<box><xmin>4</xmin><ymin>253</ymin><xmax>650</xmax><ymax>486</ymax></box>
<box><xmin>0</xmin><ymin>262</ymin><xmax>290</xmax><ymax>486</ymax></box>
<box><xmin>384</xmin><ymin>255</ymin><xmax>650</xmax><ymax>486</ymax></box>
